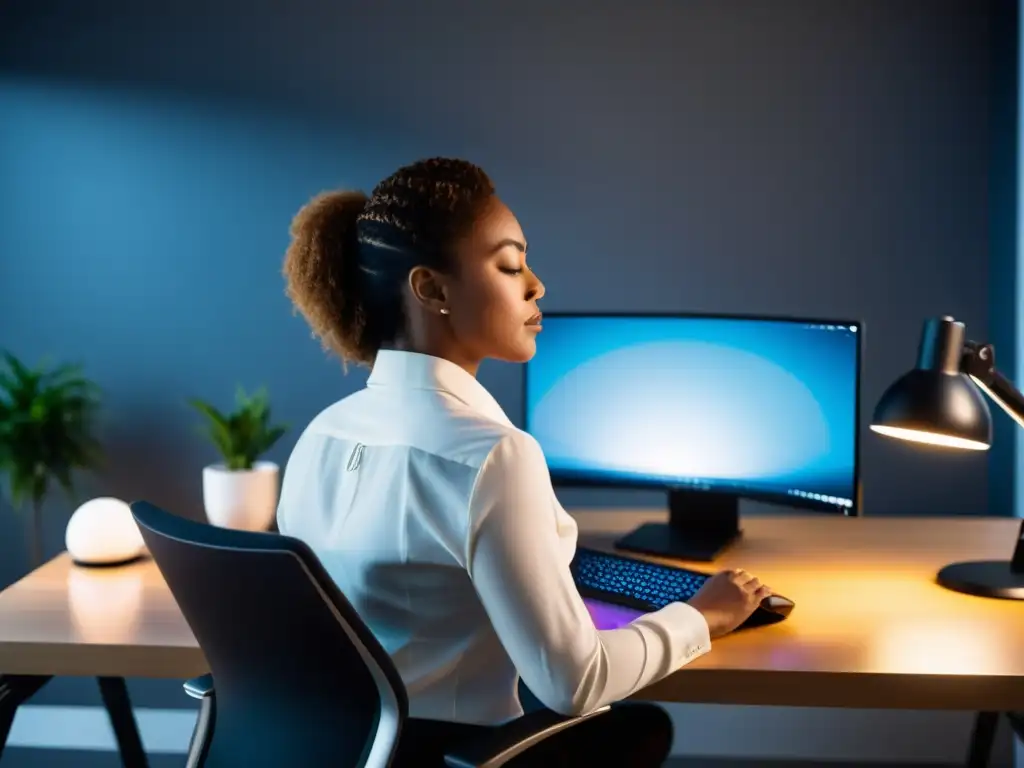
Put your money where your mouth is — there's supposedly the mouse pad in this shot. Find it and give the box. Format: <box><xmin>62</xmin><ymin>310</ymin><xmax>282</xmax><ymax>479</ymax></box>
<box><xmin>584</xmin><ymin>598</ymin><xmax>644</xmax><ymax>630</ymax></box>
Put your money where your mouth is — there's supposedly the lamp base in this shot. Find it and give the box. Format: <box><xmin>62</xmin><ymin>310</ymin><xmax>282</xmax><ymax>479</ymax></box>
<box><xmin>936</xmin><ymin>560</ymin><xmax>1024</xmax><ymax>600</ymax></box>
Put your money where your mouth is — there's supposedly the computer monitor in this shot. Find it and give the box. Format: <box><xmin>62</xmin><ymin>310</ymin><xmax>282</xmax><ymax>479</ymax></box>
<box><xmin>524</xmin><ymin>312</ymin><xmax>862</xmax><ymax>561</ymax></box>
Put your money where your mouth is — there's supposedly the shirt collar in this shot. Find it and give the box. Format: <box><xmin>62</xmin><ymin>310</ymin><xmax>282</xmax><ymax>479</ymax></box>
<box><xmin>367</xmin><ymin>350</ymin><xmax>513</xmax><ymax>427</ymax></box>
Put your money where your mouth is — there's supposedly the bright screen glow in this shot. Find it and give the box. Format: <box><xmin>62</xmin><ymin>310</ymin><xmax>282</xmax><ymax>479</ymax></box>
<box><xmin>525</xmin><ymin>315</ymin><xmax>860</xmax><ymax>509</ymax></box>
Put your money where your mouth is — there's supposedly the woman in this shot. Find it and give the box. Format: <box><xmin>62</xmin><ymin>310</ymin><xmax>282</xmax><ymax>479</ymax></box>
<box><xmin>278</xmin><ymin>158</ymin><xmax>770</xmax><ymax>766</ymax></box>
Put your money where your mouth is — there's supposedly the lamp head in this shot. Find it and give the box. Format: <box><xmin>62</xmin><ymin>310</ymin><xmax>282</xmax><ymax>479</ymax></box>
<box><xmin>870</xmin><ymin>316</ymin><xmax>992</xmax><ymax>451</ymax></box>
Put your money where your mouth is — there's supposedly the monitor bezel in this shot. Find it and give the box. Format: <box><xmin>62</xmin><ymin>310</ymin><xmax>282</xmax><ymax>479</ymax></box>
<box><xmin>521</xmin><ymin>311</ymin><xmax>863</xmax><ymax>517</ymax></box>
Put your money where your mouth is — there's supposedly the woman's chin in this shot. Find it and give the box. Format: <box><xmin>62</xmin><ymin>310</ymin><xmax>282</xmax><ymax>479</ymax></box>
<box><xmin>496</xmin><ymin>338</ymin><xmax>538</xmax><ymax>364</ymax></box>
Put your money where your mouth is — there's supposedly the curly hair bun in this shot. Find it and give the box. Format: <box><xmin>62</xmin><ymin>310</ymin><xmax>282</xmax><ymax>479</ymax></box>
<box><xmin>283</xmin><ymin>190</ymin><xmax>374</xmax><ymax>364</ymax></box>
<box><xmin>283</xmin><ymin>157</ymin><xmax>496</xmax><ymax>369</ymax></box>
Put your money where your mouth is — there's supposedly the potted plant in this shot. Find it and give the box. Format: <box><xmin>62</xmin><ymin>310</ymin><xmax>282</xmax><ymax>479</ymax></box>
<box><xmin>0</xmin><ymin>351</ymin><xmax>104</xmax><ymax>568</ymax></box>
<box><xmin>189</xmin><ymin>386</ymin><xmax>288</xmax><ymax>531</ymax></box>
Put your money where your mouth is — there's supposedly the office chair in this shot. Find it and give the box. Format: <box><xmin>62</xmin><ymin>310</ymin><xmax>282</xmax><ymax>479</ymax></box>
<box><xmin>130</xmin><ymin>500</ymin><xmax>609</xmax><ymax>768</ymax></box>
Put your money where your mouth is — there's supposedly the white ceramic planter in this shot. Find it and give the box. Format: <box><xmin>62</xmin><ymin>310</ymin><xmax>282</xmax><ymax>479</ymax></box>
<box><xmin>202</xmin><ymin>461</ymin><xmax>280</xmax><ymax>531</ymax></box>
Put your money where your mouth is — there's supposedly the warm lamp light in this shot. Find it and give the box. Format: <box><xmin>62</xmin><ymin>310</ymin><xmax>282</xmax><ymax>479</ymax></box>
<box><xmin>868</xmin><ymin>424</ymin><xmax>989</xmax><ymax>451</ymax></box>
<box><xmin>871</xmin><ymin>316</ymin><xmax>1024</xmax><ymax>600</ymax></box>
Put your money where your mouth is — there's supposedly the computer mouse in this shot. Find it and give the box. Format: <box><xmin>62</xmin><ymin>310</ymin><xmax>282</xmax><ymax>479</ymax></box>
<box><xmin>762</xmin><ymin>594</ymin><xmax>795</xmax><ymax>616</ymax></box>
<box><xmin>738</xmin><ymin>593</ymin><xmax>794</xmax><ymax>629</ymax></box>
<box><xmin>738</xmin><ymin>593</ymin><xmax>795</xmax><ymax>629</ymax></box>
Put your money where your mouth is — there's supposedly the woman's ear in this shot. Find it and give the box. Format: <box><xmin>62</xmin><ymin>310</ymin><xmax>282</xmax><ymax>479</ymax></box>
<box><xmin>408</xmin><ymin>266</ymin><xmax>449</xmax><ymax>314</ymax></box>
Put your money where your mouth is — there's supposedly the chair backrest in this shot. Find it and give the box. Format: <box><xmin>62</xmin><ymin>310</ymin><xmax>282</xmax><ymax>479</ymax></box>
<box><xmin>131</xmin><ymin>500</ymin><xmax>408</xmax><ymax>768</ymax></box>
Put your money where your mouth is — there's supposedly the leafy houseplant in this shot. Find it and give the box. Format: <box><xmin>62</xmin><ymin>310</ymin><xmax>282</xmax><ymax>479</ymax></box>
<box><xmin>189</xmin><ymin>387</ymin><xmax>288</xmax><ymax>531</ymax></box>
<box><xmin>0</xmin><ymin>352</ymin><xmax>103</xmax><ymax>567</ymax></box>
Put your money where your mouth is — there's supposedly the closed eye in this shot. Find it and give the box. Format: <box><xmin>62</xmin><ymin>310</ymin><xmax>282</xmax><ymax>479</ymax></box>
<box><xmin>500</xmin><ymin>267</ymin><xmax>523</xmax><ymax>276</ymax></box>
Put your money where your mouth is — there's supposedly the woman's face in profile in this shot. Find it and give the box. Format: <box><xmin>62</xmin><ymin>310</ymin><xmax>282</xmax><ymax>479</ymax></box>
<box><xmin>444</xmin><ymin>196</ymin><xmax>546</xmax><ymax>365</ymax></box>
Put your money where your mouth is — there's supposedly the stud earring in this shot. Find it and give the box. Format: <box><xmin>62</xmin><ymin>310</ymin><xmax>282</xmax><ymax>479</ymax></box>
<box><xmin>440</xmin><ymin>308</ymin><xmax>450</xmax><ymax>315</ymax></box>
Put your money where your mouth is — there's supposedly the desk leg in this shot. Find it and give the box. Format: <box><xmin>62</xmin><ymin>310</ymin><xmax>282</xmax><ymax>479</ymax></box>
<box><xmin>97</xmin><ymin>676</ymin><xmax>149</xmax><ymax>768</ymax></box>
<box><xmin>967</xmin><ymin>711</ymin><xmax>1004</xmax><ymax>768</ymax></box>
<box><xmin>0</xmin><ymin>674</ymin><xmax>52</xmax><ymax>760</ymax></box>
<box><xmin>1009</xmin><ymin>712</ymin><xmax>1024</xmax><ymax>742</ymax></box>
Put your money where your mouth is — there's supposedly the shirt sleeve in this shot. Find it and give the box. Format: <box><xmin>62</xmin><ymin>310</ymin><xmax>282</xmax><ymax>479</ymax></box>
<box><xmin>465</xmin><ymin>431</ymin><xmax>711</xmax><ymax>717</ymax></box>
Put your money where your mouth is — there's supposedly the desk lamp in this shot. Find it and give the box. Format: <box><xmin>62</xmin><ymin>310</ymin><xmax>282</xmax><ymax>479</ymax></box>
<box><xmin>870</xmin><ymin>316</ymin><xmax>1024</xmax><ymax>600</ymax></box>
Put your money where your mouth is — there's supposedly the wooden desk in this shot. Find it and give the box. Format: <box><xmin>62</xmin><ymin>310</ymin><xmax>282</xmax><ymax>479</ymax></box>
<box><xmin>0</xmin><ymin>554</ymin><xmax>205</xmax><ymax>767</ymax></box>
<box><xmin>0</xmin><ymin>553</ymin><xmax>204</xmax><ymax>679</ymax></box>
<box><xmin>573</xmin><ymin>511</ymin><xmax>1024</xmax><ymax>713</ymax></box>
<box><xmin>0</xmin><ymin>512</ymin><xmax>1021</xmax><ymax>765</ymax></box>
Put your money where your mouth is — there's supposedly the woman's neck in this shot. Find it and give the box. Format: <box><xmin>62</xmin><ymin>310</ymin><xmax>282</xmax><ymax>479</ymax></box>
<box><xmin>380</xmin><ymin>339</ymin><xmax>480</xmax><ymax>378</ymax></box>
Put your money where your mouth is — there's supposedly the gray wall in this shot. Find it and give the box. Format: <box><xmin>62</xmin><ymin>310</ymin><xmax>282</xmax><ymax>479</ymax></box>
<box><xmin>0</xmin><ymin>0</ymin><xmax>1014</xmax><ymax>763</ymax></box>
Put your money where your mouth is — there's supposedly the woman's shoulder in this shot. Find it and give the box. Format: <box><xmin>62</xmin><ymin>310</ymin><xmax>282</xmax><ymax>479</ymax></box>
<box><xmin>431</xmin><ymin>404</ymin><xmax>539</xmax><ymax>470</ymax></box>
<box><xmin>293</xmin><ymin>386</ymin><xmax>545</xmax><ymax>472</ymax></box>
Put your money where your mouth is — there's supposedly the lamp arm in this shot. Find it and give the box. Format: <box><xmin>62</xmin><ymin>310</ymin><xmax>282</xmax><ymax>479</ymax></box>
<box><xmin>961</xmin><ymin>342</ymin><xmax>1024</xmax><ymax>429</ymax></box>
<box><xmin>961</xmin><ymin>342</ymin><xmax>1024</xmax><ymax>571</ymax></box>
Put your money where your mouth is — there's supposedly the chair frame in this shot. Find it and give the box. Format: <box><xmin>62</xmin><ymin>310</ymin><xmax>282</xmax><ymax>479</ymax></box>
<box><xmin>130</xmin><ymin>500</ymin><xmax>609</xmax><ymax>768</ymax></box>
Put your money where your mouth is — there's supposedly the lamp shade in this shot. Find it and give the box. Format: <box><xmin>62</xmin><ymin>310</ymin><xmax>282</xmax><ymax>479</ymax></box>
<box><xmin>869</xmin><ymin>315</ymin><xmax>1024</xmax><ymax>603</ymax></box>
<box><xmin>870</xmin><ymin>316</ymin><xmax>992</xmax><ymax>451</ymax></box>
<box><xmin>870</xmin><ymin>369</ymin><xmax>992</xmax><ymax>450</ymax></box>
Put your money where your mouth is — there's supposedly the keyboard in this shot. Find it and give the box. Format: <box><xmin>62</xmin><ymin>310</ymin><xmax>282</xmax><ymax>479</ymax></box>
<box><xmin>570</xmin><ymin>547</ymin><xmax>793</xmax><ymax>629</ymax></box>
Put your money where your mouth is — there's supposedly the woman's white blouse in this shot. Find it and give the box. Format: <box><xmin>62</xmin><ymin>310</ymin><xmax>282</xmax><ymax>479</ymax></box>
<box><xmin>277</xmin><ymin>350</ymin><xmax>711</xmax><ymax>725</ymax></box>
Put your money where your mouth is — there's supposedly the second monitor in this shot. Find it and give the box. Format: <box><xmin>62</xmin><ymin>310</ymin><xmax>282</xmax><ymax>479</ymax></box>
<box><xmin>524</xmin><ymin>312</ymin><xmax>862</xmax><ymax>561</ymax></box>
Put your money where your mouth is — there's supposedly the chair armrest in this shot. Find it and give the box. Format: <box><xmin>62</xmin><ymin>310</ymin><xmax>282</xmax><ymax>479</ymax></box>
<box><xmin>443</xmin><ymin>706</ymin><xmax>610</xmax><ymax>768</ymax></box>
<box><xmin>183</xmin><ymin>674</ymin><xmax>214</xmax><ymax>700</ymax></box>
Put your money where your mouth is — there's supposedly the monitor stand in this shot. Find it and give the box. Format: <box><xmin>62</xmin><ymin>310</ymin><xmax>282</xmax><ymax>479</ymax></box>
<box><xmin>613</xmin><ymin>488</ymin><xmax>741</xmax><ymax>562</ymax></box>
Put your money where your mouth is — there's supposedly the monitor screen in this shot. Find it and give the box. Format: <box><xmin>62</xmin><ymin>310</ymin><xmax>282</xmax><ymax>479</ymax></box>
<box><xmin>524</xmin><ymin>314</ymin><xmax>861</xmax><ymax>512</ymax></box>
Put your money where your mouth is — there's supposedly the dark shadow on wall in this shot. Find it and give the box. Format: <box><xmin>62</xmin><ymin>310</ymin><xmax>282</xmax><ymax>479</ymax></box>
<box><xmin>98</xmin><ymin>414</ymin><xmax>206</xmax><ymax>522</ymax></box>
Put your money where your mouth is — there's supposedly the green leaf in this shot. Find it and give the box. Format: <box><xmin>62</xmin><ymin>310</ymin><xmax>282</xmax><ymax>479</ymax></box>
<box><xmin>2</xmin><ymin>352</ymin><xmax>31</xmax><ymax>382</ymax></box>
<box><xmin>0</xmin><ymin>350</ymin><xmax>103</xmax><ymax>514</ymax></box>
<box><xmin>189</xmin><ymin>386</ymin><xmax>288</xmax><ymax>469</ymax></box>
<box><xmin>258</xmin><ymin>425</ymin><xmax>288</xmax><ymax>456</ymax></box>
